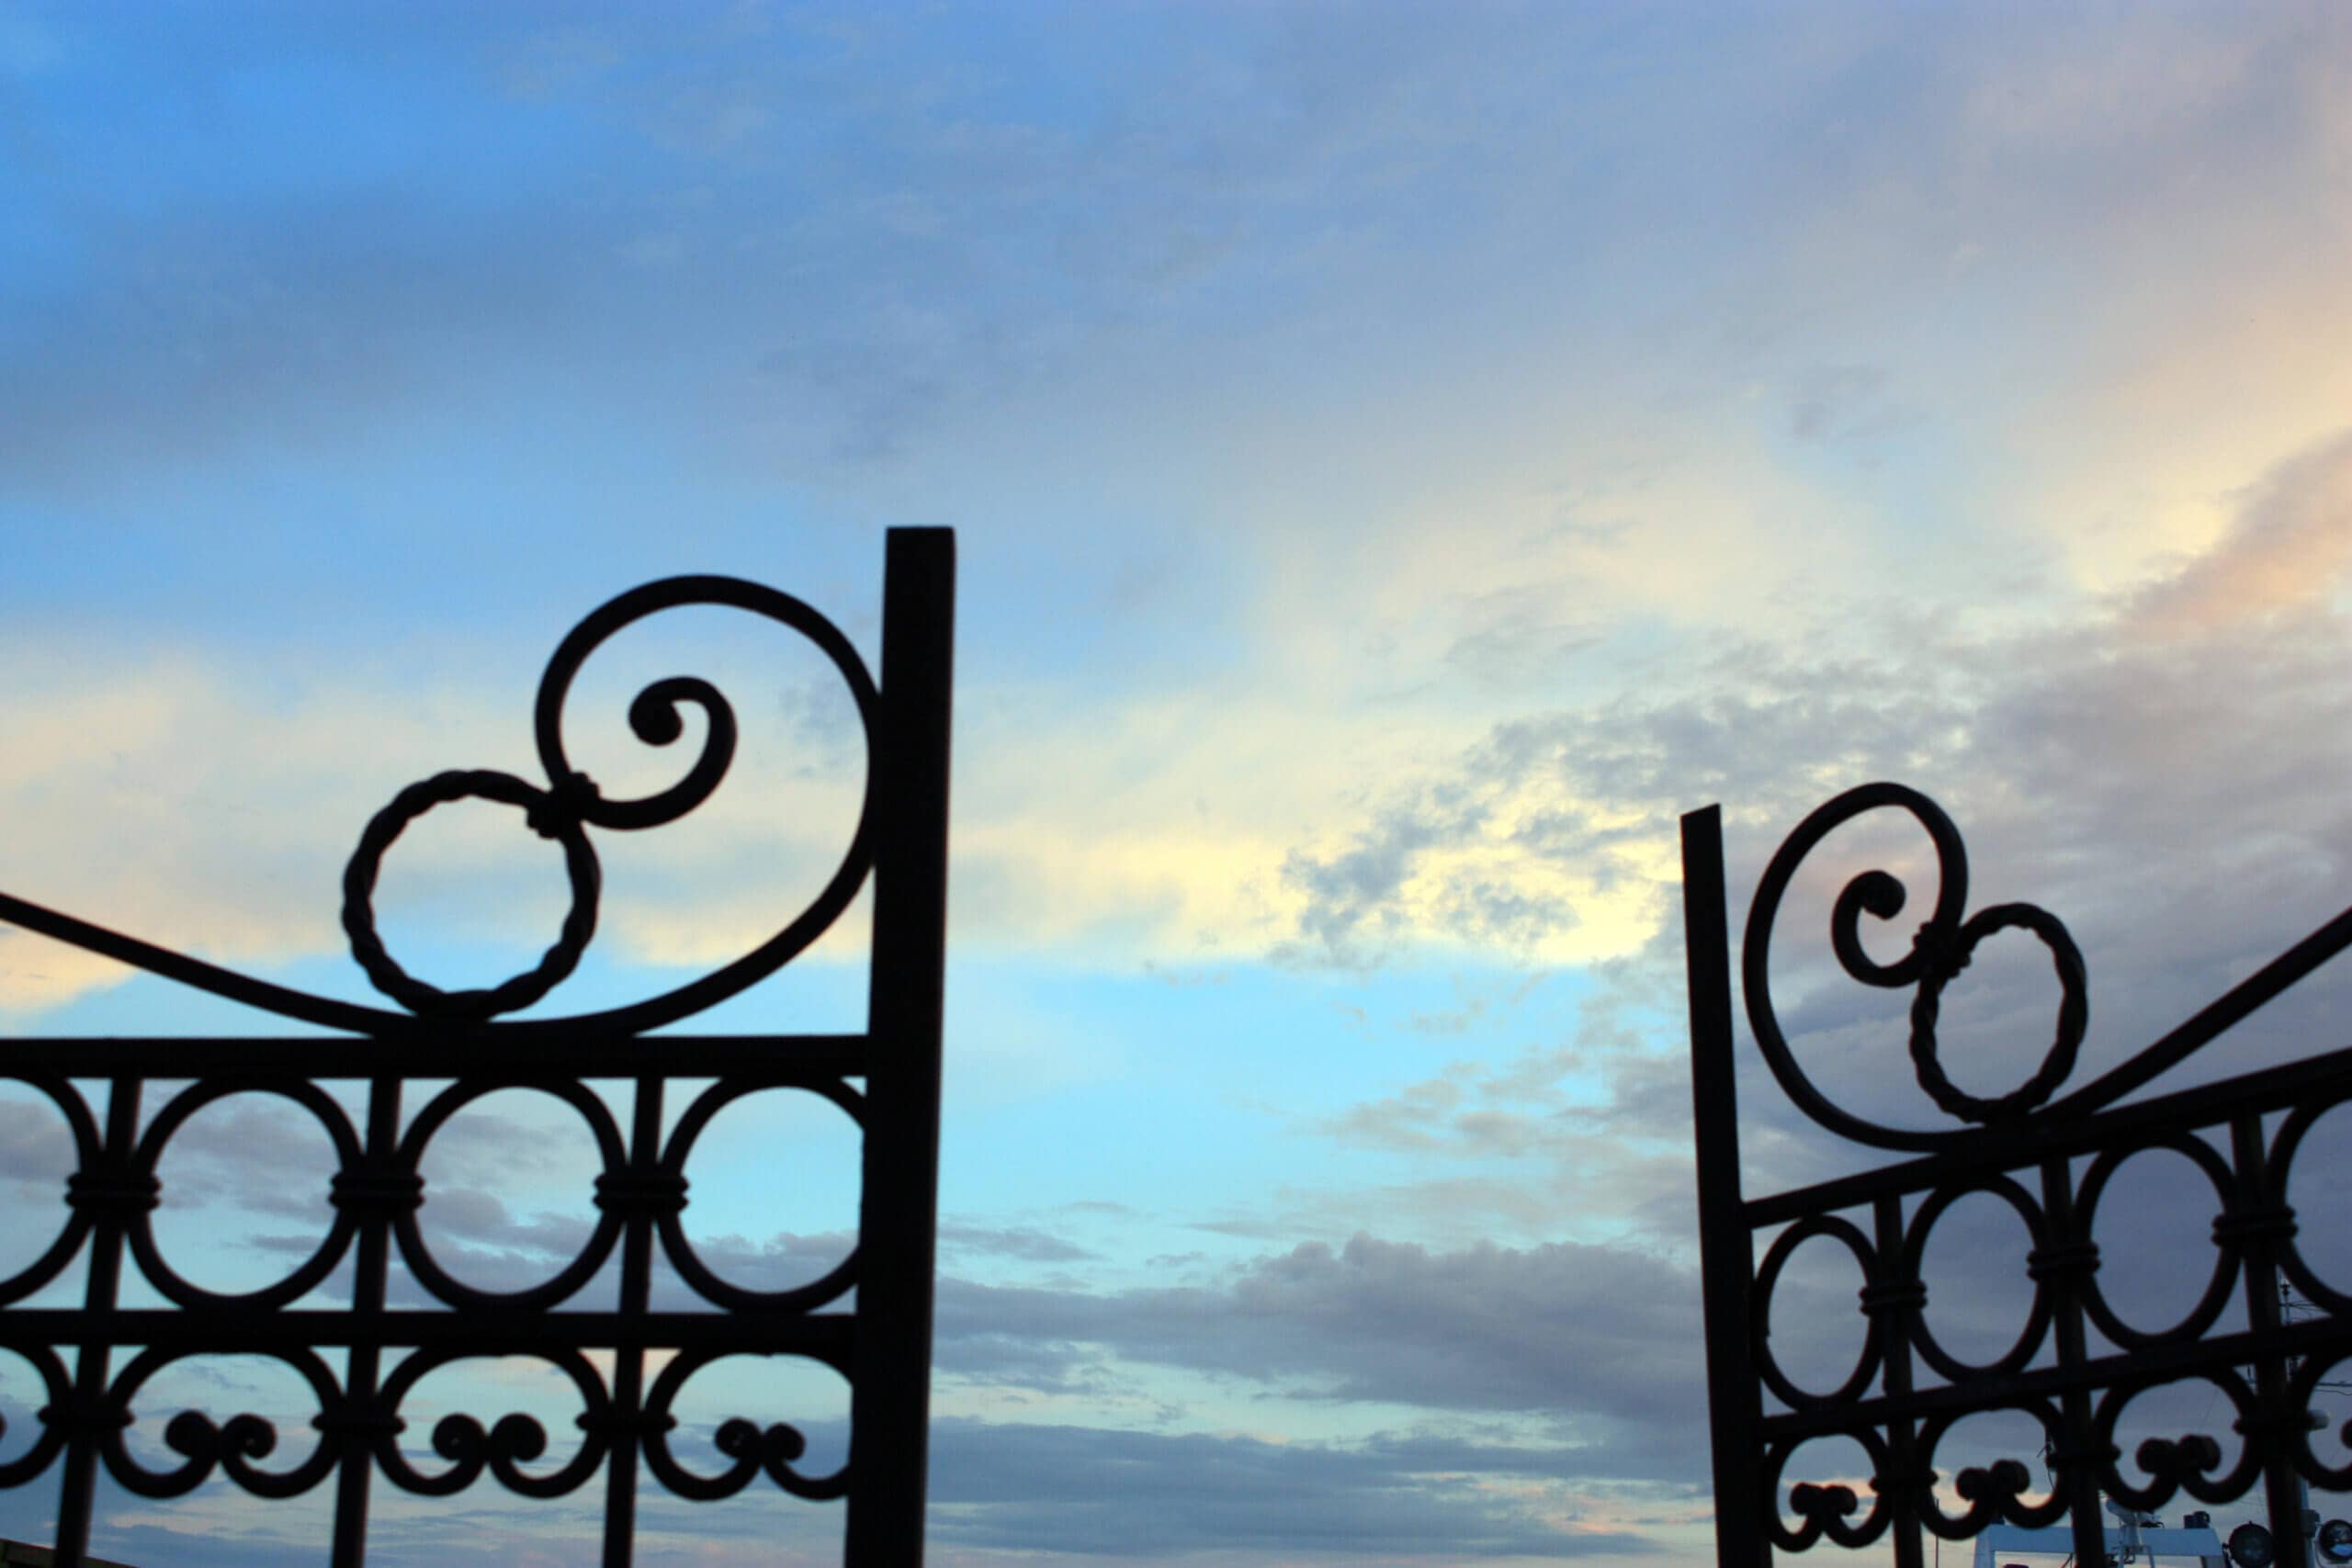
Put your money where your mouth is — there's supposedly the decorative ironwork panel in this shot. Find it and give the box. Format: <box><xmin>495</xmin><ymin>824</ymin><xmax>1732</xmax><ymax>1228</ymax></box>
<box><xmin>1684</xmin><ymin>783</ymin><xmax>2352</xmax><ymax>1568</ymax></box>
<box><xmin>0</xmin><ymin>528</ymin><xmax>955</xmax><ymax>1568</ymax></box>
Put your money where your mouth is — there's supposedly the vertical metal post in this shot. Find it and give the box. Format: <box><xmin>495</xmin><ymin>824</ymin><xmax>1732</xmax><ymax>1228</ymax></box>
<box><xmin>1872</xmin><ymin>1193</ymin><xmax>1925</xmax><ymax>1568</ymax></box>
<box><xmin>2233</xmin><ymin>1112</ymin><xmax>2310</xmax><ymax>1568</ymax></box>
<box><xmin>845</xmin><ymin>526</ymin><xmax>954</xmax><ymax>1567</ymax></box>
<box><xmin>1684</xmin><ymin>807</ymin><xmax>1767</xmax><ymax>1568</ymax></box>
<box><xmin>55</xmin><ymin>1076</ymin><xmax>143</xmax><ymax>1568</ymax></box>
<box><xmin>330</xmin><ymin>1077</ymin><xmax>403</xmax><ymax>1568</ymax></box>
<box><xmin>601</xmin><ymin>1076</ymin><xmax>664</xmax><ymax>1568</ymax></box>
<box><xmin>2037</xmin><ymin>1156</ymin><xmax>2106</xmax><ymax>1568</ymax></box>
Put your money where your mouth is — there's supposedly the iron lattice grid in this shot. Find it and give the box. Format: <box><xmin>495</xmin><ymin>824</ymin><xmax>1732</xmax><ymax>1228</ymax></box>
<box><xmin>0</xmin><ymin>528</ymin><xmax>955</xmax><ymax>1568</ymax></box>
<box><xmin>1683</xmin><ymin>784</ymin><xmax>2352</xmax><ymax>1568</ymax></box>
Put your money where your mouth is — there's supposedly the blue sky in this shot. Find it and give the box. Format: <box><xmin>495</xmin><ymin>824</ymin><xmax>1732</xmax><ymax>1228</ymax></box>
<box><xmin>4</xmin><ymin>2</ymin><xmax>2352</xmax><ymax>1564</ymax></box>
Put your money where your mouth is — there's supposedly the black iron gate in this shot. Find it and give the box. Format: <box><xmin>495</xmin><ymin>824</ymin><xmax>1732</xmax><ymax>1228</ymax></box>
<box><xmin>0</xmin><ymin>527</ymin><xmax>954</xmax><ymax>1567</ymax></box>
<box><xmin>1684</xmin><ymin>783</ymin><xmax>2352</xmax><ymax>1568</ymax></box>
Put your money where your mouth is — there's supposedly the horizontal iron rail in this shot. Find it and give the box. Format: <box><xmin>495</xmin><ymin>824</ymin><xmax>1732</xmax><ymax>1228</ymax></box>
<box><xmin>0</xmin><ymin>1035</ymin><xmax>872</xmax><ymax>1077</ymax></box>
<box><xmin>1759</xmin><ymin>1313</ymin><xmax>2352</xmax><ymax>1443</ymax></box>
<box><xmin>0</xmin><ymin>1311</ymin><xmax>856</xmax><ymax>1356</ymax></box>
<box><xmin>1747</xmin><ymin>1037</ymin><xmax>2352</xmax><ymax>1227</ymax></box>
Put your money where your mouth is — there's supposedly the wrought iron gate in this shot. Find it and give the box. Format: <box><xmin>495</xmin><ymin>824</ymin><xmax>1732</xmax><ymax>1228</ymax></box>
<box><xmin>0</xmin><ymin>528</ymin><xmax>954</xmax><ymax>1567</ymax></box>
<box><xmin>1684</xmin><ymin>783</ymin><xmax>2352</xmax><ymax>1568</ymax></box>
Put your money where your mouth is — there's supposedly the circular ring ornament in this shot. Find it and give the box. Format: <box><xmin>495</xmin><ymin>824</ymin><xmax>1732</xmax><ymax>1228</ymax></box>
<box><xmin>1742</xmin><ymin>784</ymin><xmax>2090</xmax><ymax>1148</ymax></box>
<box><xmin>656</xmin><ymin>1077</ymin><xmax>865</xmax><ymax>1314</ymax></box>
<box><xmin>341</xmin><ymin>770</ymin><xmax>601</xmax><ymax>1021</ymax></box>
<box><xmin>130</xmin><ymin>1080</ymin><xmax>363</xmax><ymax>1311</ymax></box>
<box><xmin>1908</xmin><ymin>903</ymin><xmax>2087</xmax><ymax>1124</ymax></box>
<box><xmin>0</xmin><ymin>1074</ymin><xmax>103</xmax><ymax>1310</ymax></box>
<box><xmin>1902</xmin><ymin>1175</ymin><xmax>2052</xmax><ymax>1382</ymax></box>
<box><xmin>1752</xmin><ymin>1214</ymin><xmax>1882</xmax><ymax>1410</ymax></box>
<box><xmin>2264</xmin><ymin>1089</ymin><xmax>2352</xmax><ymax>1316</ymax></box>
<box><xmin>393</xmin><ymin>1079</ymin><xmax>627</xmax><ymax>1311</ymax></box>
<box><xmin>2074</xmin><ymin>1135</ymin><xmax>2239</xmax><ymax>1349</ymax></box>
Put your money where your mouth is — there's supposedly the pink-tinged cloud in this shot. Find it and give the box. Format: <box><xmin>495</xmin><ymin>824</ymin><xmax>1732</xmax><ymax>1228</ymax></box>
<box><xmin>2126</xmin><ymin>428</ymin><xmax>2352</xmax><ymax>638</ymax></box>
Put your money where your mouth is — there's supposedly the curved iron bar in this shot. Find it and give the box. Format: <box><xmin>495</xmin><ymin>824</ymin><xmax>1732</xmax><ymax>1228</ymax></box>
<box><xmin>0</xmin><ymin>539</ymin><xmax>957</xmax><ymax>1568</ymax></box>
<box><xmin>2073</xmin><ymin>1134</ymin><xmax>2241</xmax><ymax>1350</ymax></box>
<box><xmin>2290</xmin><ymin>1347</ymin><xmax>2352</xmax><ymax>1491</ymax></box>
<box><xmin>1768</xmin><ymin>1427</ymin><xmax>1896</xmax><ymax>1551</ymax></box>
<box><xmin>1752</xmin><ymin>1214</ymin><xmax>1883</xmax><ymax>1411</ymax></box>
<box><xmin>656</xmin><ymin>1077</ymin><xmax>866</xmax><ymax>1315</ymax></box>
<box><xmin>390</xmin><ymin>1078</ymin><xmax>631</xmax><ymax>1314</ymax></box>
<box><xmin>1743</xmin><ymin>783</ymin><xmax>2088</xmax><ymax>1151</ymax></box>
<box><xmin>1692</xmin><ymin>783</ymin><xmax>2352</xmax><ymax>1568</ymax></box>
<box><xmin>341</xmin><ymin>771</ymin><xmax>602</xmax><ymax>1022</ymax></box>
<box><xmin>640</xmin><ymin>1348</ymin><xmax>853</xmax><ymax>1502</ymax></box>
<box><xmin>1913</xmin><ymin>1398</ymin><xmax>2070</xmax><ymax>1537</ymax></box>
<box><xmin>373</xmin><ymin>1346</ymin><xmax>615</xmax><ymax>1498</ymax></box>
<box><xmin>2090</xmin><ymin>1371</ymin><xmax>2257</xmax><ymax>1511</ymax></box>
<box><xmin>128</xmin><ymin>1078</ymin><xmax>365</xmax><ymax>1312</ymax></box>
<box><xmin>0</xmin><ymin>1075</ymin><xmax>102</xmax><ymax>1308</ymax></box>
<box><xmin>1899</xmin><ymin>1175</ymin><xmax>2052</xmax><ymax>1385</ymax></box>
<box><xmin>2266</xmin><ymin>1086</ymin><xmax>2352</xmax><ymax>1317</ymax></box>
<box><xmin>99</xmin><ymin>1347</ymin><xmax>346</xmax><ymax>1501</ymax></box>
<box><xmin>0</xmin><ymin>1340</ymin><xmax>74</xmax><ymax>1488</ymax></box>
<box><xmin>0</xmin><ymin>574</ymin><xmax>879</xmax><ymax>1038</ymax></box>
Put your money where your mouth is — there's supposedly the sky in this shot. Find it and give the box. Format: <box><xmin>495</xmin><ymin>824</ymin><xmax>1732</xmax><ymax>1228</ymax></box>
<box><xmin>2</xmin><ymin>1</ymin><xmax>2351</xmax><ymax>1564</ymax></box>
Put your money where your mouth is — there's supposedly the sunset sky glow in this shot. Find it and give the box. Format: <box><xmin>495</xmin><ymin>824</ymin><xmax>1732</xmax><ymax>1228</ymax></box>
<box><xmin>4</xmin><ymin>4</ymin><xmax>2352</xmax><ymax>1565</ymax></box>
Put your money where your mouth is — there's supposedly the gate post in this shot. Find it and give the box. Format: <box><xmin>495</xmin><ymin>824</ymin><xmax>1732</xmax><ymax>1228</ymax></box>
<box><xmin>846</xmin><ymin>527</ymin><xmax>956</xmax><ymax>1564</ymax></box>
<box><xmin>1684</xmin><ymin>806</ymin><xmax>1766</xmax><ymax>1568</ymax></box>
<box><xmin>1</xmin><ymin>536</ymin><xmax>957</xmax><ymax>1566</ymax></box>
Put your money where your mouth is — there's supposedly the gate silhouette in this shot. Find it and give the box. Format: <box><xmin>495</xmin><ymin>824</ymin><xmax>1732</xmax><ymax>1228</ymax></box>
<box><xmin>0</xmin><ymin>528</ymin><xmax>954</xmax><ymax>1567</ymax></box>
<box><xmin>1683</xmin><ymin>784</ymin><xmax>2352</xmax><ymax>1568</ymax></box>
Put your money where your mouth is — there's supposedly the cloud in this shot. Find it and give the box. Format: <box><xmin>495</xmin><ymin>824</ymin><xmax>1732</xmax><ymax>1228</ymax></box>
<box><xmin>1788</xmin><ymin>363</ymin><xmax>1910</xmax><ymax>446</ymax></box>
<box><xmin>0</xmin><ymin>184</ymin><xmax>604</xmax><ymax>504</ymax></box>
<box><xmin>0</xmin><ymin>650</ymin><xmax>527</xmax><ymax>1016</ymax></box>
<box><xmin>2122</xmin><ymin>429</ymin><xmax>2352</xmax><ymax>637</ymax></box>
<box><xmin>1278</xmin><ymin>421</ymin><xmax>2352</xmax><ymax>985</ymax></box>
<box><xmin>935</xmin><ymin>1233</ymin><xmax>1710</xmax><ymax>1457</ymax></box>
<box><xmin>937</xmin><ymin>1223</ymin><xmax>1099</xmax><ymax>1265</ymax></box>
<box><xmin>925</xmin><ymin>1417</ymin><xmax>1668</xmax><ymax>1560</ymax></box>
<box><xmin>0</xmin><ymin>1093</ymin><xmax>74</xmax><ymax>1184</ymax></box>
<box><xmin>1275</xmin><ymin>427</ymin><xmax>2352</xmax><ymax>1348</ymax></box>
<box><xmin>0</xmin><ymin>637</ymin><xmax>878</xmax><ymax>1016</ymax></box>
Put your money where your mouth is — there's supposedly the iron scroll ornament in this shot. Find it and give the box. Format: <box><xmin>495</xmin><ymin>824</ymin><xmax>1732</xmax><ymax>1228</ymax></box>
<box><xmin>0</xmin><ymin>574</ymin><xmax>880</xmax><ymax>1035</ymax></box>
<box><xmin>0</xmin><ymin>535</ymin><xmax>956</xmax><ymax>1568</ymax></box>
<box><xmin>1742</xmin><ymin>781</ymin><xmax>2090</xmax><ymax>1152</ymax></box>
<box><xmin>1684</xmin><ymin>779</ymin><xmax>2352</xmax><ymax>1568</ymax></box>
<box><xmin>0</xmin><ymin>1068</ymin><xmax>863</xmax><ymax>1484</ymax></box>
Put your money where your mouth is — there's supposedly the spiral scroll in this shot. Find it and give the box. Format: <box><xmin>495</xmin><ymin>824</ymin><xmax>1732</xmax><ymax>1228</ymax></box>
<box><xmin>0</xmin><ymin>575</ymin><xmax>879</xmax><ymax>1037</ymax></box>
<box><xmin>0</xmin><ymin>1341</ymin><xmax>854</xmax><ymax>1507</ymax></box>
<box><xmin>1742</xmin><ymin>783</ymin><xmax>2088</xmax><ymax>1151</ymax></box>
<box><xmin>0</xmin><ymin>541</ymin><xmax>956</xmax><ymax>1568</ymax></box>
<box><xmin>641</xmin><ymin>1350</ymin><xmax>851</xmax><ymax>1503</ymax></box>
